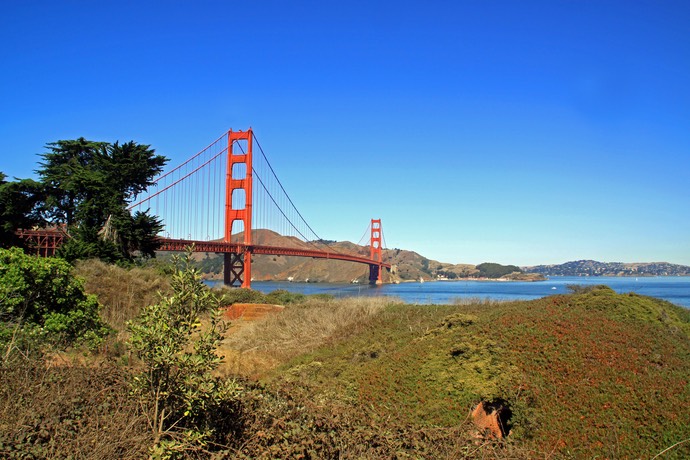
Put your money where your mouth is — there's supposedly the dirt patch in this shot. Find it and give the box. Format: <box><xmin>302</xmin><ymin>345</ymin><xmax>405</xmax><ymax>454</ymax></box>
<box><xmin>224</xmin><ymin>303</ymin><xmax>285</xmax><ymax>321</ymax></box>
<box><xmin>471</xmin><ymin>400</ymin><xmax>512</xmax><ymax>439</ymax></box>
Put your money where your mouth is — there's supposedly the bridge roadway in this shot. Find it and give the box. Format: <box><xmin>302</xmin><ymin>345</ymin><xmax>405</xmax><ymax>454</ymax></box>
<box><xmin>158</xmin><ymin>237</ymin><xmax>391</xmax><ymax>269</ymax></box>
<box><xmin>15</xmin><ymin>229</ymin><xmax>390</xmax><ymax>272</ymax></box>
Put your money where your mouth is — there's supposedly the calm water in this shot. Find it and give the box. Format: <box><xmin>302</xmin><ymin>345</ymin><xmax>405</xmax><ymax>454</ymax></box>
<box><xmin>209</xmin><ymin>276</ymin><xmax>690</xmax><ymax>308</ymax></box>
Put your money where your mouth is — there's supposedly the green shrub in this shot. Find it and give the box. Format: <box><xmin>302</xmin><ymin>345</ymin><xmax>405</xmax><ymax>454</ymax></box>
<box><xmin>128</xmin><ymin>248</ymin><xmax>242</xmax><ymax>457</ymax></box>
<box><xmin>217</xmin><ymin>287</ymin><xmax>268</xmax><ymax>305</ymax></box>
<box><xmin>0</xmin><ymin>247</ymin><xmax>110</xmax><ymax>348</ymax></box>
<box><xmin>265</xmin><ymin>289</ymin><xmax>306</xmax><ymax>305</ymax></box>
<box><xmin>566</xmin><ymin>283</ymin><xmax>611</xmax><ymax>294</ymax></box>
<box><xmin>216</xmin><ymin>287</ymin><xmax>320</xmax><ymax>307</ymax></box>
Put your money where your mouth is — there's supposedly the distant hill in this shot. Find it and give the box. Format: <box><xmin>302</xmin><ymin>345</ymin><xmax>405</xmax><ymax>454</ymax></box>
<box><xmin>185</xmin><ymin>229</ymin><xmax>540</xmax><ymax>283</ymax></box>
<box><xmin>524</xmin><ymin>259</ymin><xmax>690</xmax><ymax>277</ymax></box>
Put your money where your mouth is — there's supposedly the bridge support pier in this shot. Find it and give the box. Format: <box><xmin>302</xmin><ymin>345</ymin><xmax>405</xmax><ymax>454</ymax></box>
<box><xmin>369</xmin><ymin>264</ymin><xmax>383</xmax><ymax>285</ymax></box>
<box><xmin>223</xmin><ymin>250</ymin><xmax>252</xmax><ymax>288</ymax></box>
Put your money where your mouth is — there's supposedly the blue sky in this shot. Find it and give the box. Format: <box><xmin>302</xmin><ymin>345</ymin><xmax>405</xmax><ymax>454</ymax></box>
<box><xmin>1</xmin><ymin>0</ymin><xmax>689</xmax><ymax>266</ymax></box>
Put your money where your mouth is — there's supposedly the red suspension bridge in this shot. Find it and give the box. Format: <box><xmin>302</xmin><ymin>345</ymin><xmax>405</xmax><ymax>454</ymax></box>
<box><xmin>22</xmin><ymin>128</ymin><xmax>391</xmax><ymax>288</ymax></box>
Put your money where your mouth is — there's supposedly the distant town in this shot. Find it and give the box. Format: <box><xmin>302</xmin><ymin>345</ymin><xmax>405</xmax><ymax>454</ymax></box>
<box><xmin>524</xmin><ymin>260</ymin><xmax>690</xmax><ymax>277</ymax></box>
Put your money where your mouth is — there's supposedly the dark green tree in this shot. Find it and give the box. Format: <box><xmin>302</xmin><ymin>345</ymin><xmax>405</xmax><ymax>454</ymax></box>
<box><xmin>37</xmin><ymin>138</ymin><xmax>108</xmax><ymax>226</ymax></box>
<box><xmin>36</xmin><ymin>138</ymin><xmax>167</xmax><ymax>261</ymax></box>
<box><xmin>128</xmin><ymin>247</ymin><xmax>240</xmax><ymax>455</ymax></box>
<box><xmin>0</xmin><ymin>172</ymin><xmax>45</xmax><ymax>249</ymax></box>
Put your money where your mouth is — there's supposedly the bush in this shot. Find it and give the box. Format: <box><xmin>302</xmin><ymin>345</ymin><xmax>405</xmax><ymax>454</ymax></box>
<box><xmin>217</xmin><ymin>287</ymin><xmax>268</xmax><ymax>305</ymax></box>
<box><xmin>566</xmin><ymin>284</ymin><xmax>611</xmax><ymax>294</ymax></box>
<box><xmin>128</xmin><ymin>248</ymin><xmax>242</xmax><ymax>457</ymax></box>
<box><xmin>264</xmin><ymin>289</ymin><xmax>306</xmax><ymax>305</ymax></box>
<box><xmin>0</xmin><ymin>247</ymin><xmax>111</xmax><ymax>348</ymax></box>
<box><xmin>216</xmin><ymin>287</ymin><xmax>321</xmax><ymax>307</ymax></box>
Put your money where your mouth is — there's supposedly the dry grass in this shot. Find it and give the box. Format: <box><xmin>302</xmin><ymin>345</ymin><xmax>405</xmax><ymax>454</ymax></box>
<box><xmin>219</xmin><ymin>296</ymin><xmax>397</xmax><ymax>377</ymax></box>
<box><xmin>452</xmin><ymin>296</ymin><xmax>507</xmax><ymax>306</ymax></box>
<box><xmin>73</xmin><ymin>259</ymin><xmax>170</xmax><ymax>338</ymax></box>
<box><xmin>0</xmin><ymin>354</ymin><xmax>150</xmax><ymax>459</ymax></box>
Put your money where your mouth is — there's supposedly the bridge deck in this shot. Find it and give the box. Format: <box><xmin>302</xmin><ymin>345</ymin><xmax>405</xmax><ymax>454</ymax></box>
<box><xmin>157</xmin><ymin>238</ymin><xmax>391</xmax><ymax>269</ymax></box>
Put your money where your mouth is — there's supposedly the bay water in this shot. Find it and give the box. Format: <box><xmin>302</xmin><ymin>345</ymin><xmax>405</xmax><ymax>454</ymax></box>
<box><xmin>209</xmin><ymin>276</ymin><xmax>690</xmax><ymax>308</ymax></box>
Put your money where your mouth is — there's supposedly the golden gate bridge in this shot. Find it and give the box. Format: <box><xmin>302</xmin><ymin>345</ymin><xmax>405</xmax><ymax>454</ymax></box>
<box><xmin>20</xmin><ymin>128</ymin><xmax>390</xmax><ymax>288</ymax></box>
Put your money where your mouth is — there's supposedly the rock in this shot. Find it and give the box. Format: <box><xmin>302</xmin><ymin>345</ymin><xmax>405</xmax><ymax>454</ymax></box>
<box><xmin>471</xmin><ymin>401</ymin><xmax>511</xmax><ymax>439</ymax></box>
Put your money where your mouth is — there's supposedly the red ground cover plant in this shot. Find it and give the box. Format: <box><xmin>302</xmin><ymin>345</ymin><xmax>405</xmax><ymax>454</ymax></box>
<box><xmin>483</xmin><ymin>288</ymin><xmax>690</xmax><ymax>458</ymax></box>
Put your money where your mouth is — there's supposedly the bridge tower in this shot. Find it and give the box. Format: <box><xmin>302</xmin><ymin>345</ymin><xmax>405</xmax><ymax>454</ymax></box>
<box><xmin>224</xmin><ymin>128</ymin><xmax>253</xmax><ymax>288</ymax></box>
<box><xmin>369</xmin><ymin>218</ymin><xmax>384</xmax><ymax>284</ymax></box>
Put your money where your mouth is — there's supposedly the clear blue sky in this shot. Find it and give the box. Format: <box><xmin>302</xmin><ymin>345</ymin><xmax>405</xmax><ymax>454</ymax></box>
<box><xmin>1</xmin><ymin>0</ymin><xmax>688</xmax><ymax>266</ymax></box>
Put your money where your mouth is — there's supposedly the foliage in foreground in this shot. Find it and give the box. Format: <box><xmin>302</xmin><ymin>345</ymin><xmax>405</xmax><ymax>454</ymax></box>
<box><xmin>2</xmin><ymin>259</ymin><xmax>690</xmax><ymax>459</ymax></box>
<box><xmin>227</xmin><ymin>288</ymin><xmax>690</xmax><ymax>458</ymax></box>
<box><xmin>127</xmin><ymin>248</ymin><xmax>242</xmax><ymax>457</ymax></box>
<box><xmin>225</xmin><ymin>301</ymin><xmax>522</xmax><ymax>458</ymax></box>
<box><xmin>0</xmin><ymin>356</ymin><xmax>149</xmax><ymax>459</ymax></box>
<box><xmin>0</xmin><ymin>247</ymin><xmax>110</xmax><ymax>349</ymax></box>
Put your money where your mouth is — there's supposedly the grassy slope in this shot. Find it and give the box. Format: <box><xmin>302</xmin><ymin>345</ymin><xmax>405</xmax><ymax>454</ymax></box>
<box><xmin>261</xmin><ymin>288</ymin><xmax>690</xmax><ymax>458</ymax></box>
<box><xmin>51</xmin><ymin>263</ymin><xmax>690</xmax><ymax>457</ymax></box>
<box><xmin>487</xmin><ymin>288</ymin><xmax>690</xmax><ymax>457</ymax></box>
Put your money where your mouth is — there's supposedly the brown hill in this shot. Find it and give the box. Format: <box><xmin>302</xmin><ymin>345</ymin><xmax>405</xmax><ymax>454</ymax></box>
<box><xmin>192</xmin><ymin>229</ymin><xmax>479</xmax><ymax>283</ymax></box>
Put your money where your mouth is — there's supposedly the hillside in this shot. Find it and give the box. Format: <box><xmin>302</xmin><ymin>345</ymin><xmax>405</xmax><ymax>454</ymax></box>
<box><xmin>5</xmin><ymin>257</ymin><xmax>690</xmax><ymax>458</ymax></box>
<box><xmin>222</xmin><ymin>286</ymin><xmax>690</xmax><ymax>458</ymax></box>
<box><xmin>189</xmin><ymin>229</ymin><xmax>536</xmax><ymax>283</ymax></box>
<box><xmin>525</xmin><ymin>259</ymin><xmax>690</xmax><ymax>277</ymax></box>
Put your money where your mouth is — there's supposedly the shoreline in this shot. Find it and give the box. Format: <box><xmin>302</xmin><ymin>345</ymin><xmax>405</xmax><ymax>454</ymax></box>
<box><xmin>204</xmin><ymin>274</ymin><xmax>689</xmax><ymax>285</ymax></box>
